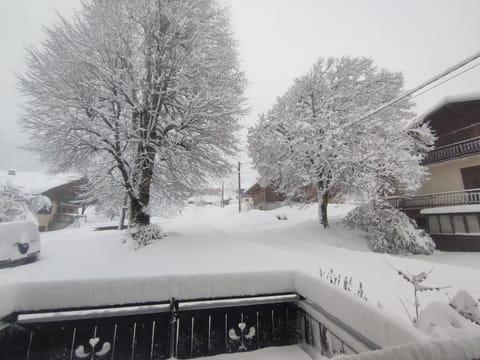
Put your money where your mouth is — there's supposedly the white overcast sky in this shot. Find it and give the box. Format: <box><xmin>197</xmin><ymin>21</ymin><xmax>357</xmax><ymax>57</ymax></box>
<box><xmin>1</xmin><ymin>0</ymin><xmax>480</xmax><ymax>182</ymax></box>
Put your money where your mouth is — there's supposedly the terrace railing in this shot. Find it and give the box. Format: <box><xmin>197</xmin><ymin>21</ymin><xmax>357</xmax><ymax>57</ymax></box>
<box><xmin>423</xmin><ymin>136</ymin><xmax>480</xmax><ymax>165</ymax></box>
<box><xmin>1</xmin><ymin>278</ymin><xmax>479</xmax><ymax>360</ymax></box>
<box><xmin>388</xmin><ymin>188</ymin><xmax>480</xmax><ymax>210</ymax></box>
<box><xmin>0</xmin><ymin>293</ymin><xmax>375</xmax><ymax>360</ymax></box>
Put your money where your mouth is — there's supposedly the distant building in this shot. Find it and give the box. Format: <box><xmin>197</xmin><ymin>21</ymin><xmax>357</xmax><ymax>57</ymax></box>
<box><xmin>0</xmin><ymin>170</ymin><xmax>85</xmax><ymax>231</ymax></box>
<box><xmin>390</xmin><ymin>94</ymin><xmax>480</xmax><ymax>251</ymax></box>
<box><xmin>244</xmin><ymin>183</ymin><xmax>318</xmax><ymax>210</ymax></box>
<box><xmin>243</xmin><ymin>183</ymin><xmax>286</xmax><ymax>210</ymax></box>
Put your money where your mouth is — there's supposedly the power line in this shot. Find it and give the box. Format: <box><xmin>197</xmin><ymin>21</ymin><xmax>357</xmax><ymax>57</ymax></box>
<box><xmin>410</xmin><ymin>60</ymin><xmax>480</xmax><ymax>101</ymax></box>
<box><xmin>346</xmin><ymin>49</ymin><xmax>480</xmax><ymax>129</ymax></box>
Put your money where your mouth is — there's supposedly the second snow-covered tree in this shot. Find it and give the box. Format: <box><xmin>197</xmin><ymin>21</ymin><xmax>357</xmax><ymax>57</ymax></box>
<box><xmin>248</xmin><ymin>57</ymin><xmax>434</xmax><ymax>230</ymax></box>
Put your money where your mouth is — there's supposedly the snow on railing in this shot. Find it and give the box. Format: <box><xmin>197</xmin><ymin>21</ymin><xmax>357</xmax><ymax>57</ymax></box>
<box><xmin>388</xmin><ymin>188</ymin><xmax>480</xmax><ymax>210</ymax></box>
<box><xmin>424</xmin><ymin>136</ymin><xmax>480</xmax><ymax>164</ymax></box>
<box><xmin>335</xmin><ymin>336</ymin><xmax>480</xmax><ymax>360</ymax></box>
<box><xmin>4</xmin><ymin>273</ymin><xmax>477</xmax><ymax>359</ymax></box>
<box><xmin>0</xmin><ymin>275</ymin><xmax>426</xmax><ymax>359</ymax></box>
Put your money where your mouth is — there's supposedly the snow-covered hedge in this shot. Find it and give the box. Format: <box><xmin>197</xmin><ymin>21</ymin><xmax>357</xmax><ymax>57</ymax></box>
<box><xmin>345</xmin><ymin>202</ymin><xmax>435</xmax><ymax>255</ymax></box>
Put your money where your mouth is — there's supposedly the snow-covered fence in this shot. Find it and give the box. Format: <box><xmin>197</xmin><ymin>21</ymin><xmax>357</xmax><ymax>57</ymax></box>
<box><xmin>388</xmin><ymin>188</ymin><xmax>480</xmax><ymax>210</ymax></box>
<box><xmin>1</xmin><ymin>273</ymin><xmax>478</xmax><ymax>359</ymax></box>
<box><xmin>424</xmin><ymin>136</ymin><xmax>480</xmax><ymax>165</ymax></box>
<box><xmin>0</xmin><ymin>283</ymin><xmax>424</xmax><ymax>359</ymax></box>
<box><xmin>295</xmin><ymin>273</ymin><xmax>428</xmax><ymax>348</ymax></box>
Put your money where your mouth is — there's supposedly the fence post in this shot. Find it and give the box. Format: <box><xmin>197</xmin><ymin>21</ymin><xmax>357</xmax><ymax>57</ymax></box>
<box><xmin>169</xmin><ymin>298</ymin><xmax>178</xmax><ymax>358</ymax></box>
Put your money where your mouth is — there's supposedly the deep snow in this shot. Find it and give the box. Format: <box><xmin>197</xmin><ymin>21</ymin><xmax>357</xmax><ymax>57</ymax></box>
<box><xmin>1</xmin><ymin>203</ymin><xmax>480</xmax><ymax>341</ymax></box>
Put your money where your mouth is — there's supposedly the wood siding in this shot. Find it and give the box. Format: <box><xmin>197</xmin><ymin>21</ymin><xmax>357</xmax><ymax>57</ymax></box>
<box><xmin>426</xmin><ymin>99</ymin><xmax>480</xmax><ymax>147</ymax></box>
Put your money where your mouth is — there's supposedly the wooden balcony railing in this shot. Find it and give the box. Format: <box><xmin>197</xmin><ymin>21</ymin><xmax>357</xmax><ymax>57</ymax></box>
<box><xmin>388</xmin><ymin>188</ymin><xmax>480</xmax><ymax>210</ymax></box>
<box><xmin>423</xmin><ymin>137</ymin><xmax>480</xmax><ymax>164</ymax></box>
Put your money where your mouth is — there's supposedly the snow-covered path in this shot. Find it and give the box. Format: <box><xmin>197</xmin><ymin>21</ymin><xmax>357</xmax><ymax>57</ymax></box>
<box><xmin>1</xmin><ymin>204</ymin><xmax>480</xmax><ymax>332</ymax></box>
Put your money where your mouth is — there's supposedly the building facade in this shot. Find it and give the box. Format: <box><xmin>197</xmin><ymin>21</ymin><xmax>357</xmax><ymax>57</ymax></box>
<box><xmin>390</xmin><ymin>94</ymin><xmax>480</xmax><ymax>251</ymax></box>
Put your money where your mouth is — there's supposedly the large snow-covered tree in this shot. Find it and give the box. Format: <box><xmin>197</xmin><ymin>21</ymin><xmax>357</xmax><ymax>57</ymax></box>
<box><xmin>19</xmin><ymin>0</ymin><xmax>246</xmax><ymax>245</ymax></box>
<box><xmin>248</xmin><ymin>57</ymin><xmax>434</xmax><ymax>227</ymax></box>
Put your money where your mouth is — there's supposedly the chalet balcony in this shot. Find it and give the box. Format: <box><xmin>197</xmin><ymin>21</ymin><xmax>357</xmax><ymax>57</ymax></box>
<box><xmin>423</xmin><ymin>136</ymin><xmax>480</xmax><ymax>165</ymax></box>
<box><xmin>388</xmin><ymin>188</ymin><xmax>480</xmax><ymax>210</ymax></box>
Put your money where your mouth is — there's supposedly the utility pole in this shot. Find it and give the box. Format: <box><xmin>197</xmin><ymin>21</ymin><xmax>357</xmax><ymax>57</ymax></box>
<box><xmin>221</xmin><ymin>182</ymin><xmax>224</xmax><ymax>208</ymax></box>
<box><xmin>238</xmin><ymin>161</ymin><xmax>242</xmax><ymax>213</ymax></box>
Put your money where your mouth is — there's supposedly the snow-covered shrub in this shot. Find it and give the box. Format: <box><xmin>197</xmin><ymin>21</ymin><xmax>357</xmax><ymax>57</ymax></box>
<box><xmin>126</xmin><ymin>224</ymin><xmax>164</xmax><ymax>250</ymax></box>
<box><xmin>345</xmin><ymin>202</ymin><xmax>435</xmax><ymax>255</ymax></box>
<box><xmin>0</xmin><ymin>181</ymin><xmax>50</xmax><ymax>223</ymax></box>
<box><xmin>450</xmin><ymin>290</ymin><xmax>480</xmax><ymax>325</ymax></box>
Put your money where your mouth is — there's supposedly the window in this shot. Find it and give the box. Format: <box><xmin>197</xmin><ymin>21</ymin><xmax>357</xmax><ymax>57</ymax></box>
<box><xmin>461</xmin><ymin>166</ymin><xmax>480</xmax><ymax>190</ymax></box>
<box><xmin>466</xmin><ymin>215</ymin><xmax>480</xmax><ymax>233</ymax></box>
<box><xmin>428</xmin><ymin>216</ymin><xmax>440</xmax><ymax>234</ymax></box>
<box><xmin>439</xmin><ymin>215</ymin><xmax>453</xmax><ymax>233</ymax></box>
<box><xmin>427</xmin><ymin>214</ymin><xmax>480</xmax><ymax>234</ymax></box>
<box><xmin>452</xmin><ymin>215</ymin><xmax>466</xmax><ymax>233</ymax></box>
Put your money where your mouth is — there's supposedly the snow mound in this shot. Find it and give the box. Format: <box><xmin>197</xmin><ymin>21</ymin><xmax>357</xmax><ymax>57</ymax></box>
<box><xmin>345</xmin><ymin>202</ymin><xmax>435</xmax><ymax>255</ymax></box>
<box><xmin>416</xmin><ymin>302</ymin><xmax>480</xmax><ymax>338</ymax></box>
<box><xmin>450</xmin><ymin>290</ymin><xmax>480</xmax><ymax>325</ymax></box>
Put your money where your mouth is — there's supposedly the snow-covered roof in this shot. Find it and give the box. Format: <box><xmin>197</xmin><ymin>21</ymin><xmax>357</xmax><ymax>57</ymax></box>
<box><xmin>0</xmin><ymin>170</ymin><xmax>82</xmax><ymax>194</ymax></box>
<box><xmin>244</xmin><ymin>182</ymin><xmax>260</xmax><ymax>195</ymax></box>
<box><xmin>420</xmin><ymin>204</ymin><xmax>480</xmax><ymax>215</ymax></box>
<box><xmin>420</xmin><ymin>92</ymin><xmax>480</xmax><ymax>122</ymax></box>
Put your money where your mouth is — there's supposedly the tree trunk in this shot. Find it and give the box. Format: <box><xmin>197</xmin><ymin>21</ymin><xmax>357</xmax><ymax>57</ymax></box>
<box><xmin>128</xmin><ymin>108</ymin><xmax>156</xmax><ymax>227</ymax></box>
<box><xmin>128</xmin><ymin>152</ymin><xmax>155</xmax><ymax>227</ymax></box>
<box><xmin>129</xmin><ymin>195</ymin><xmax>149</xmax><ymax>225</ymax></box>
<box><xmin>317</xmin><ymin>188</ymin><xmax>330</xmax><ymax>228</ymax></box>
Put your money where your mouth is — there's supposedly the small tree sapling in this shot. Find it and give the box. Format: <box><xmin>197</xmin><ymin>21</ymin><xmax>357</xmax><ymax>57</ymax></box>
<box><xmin>387</xmin><ymin>261</ymin><xmax>450</xmax><ymax>323</ymax></box>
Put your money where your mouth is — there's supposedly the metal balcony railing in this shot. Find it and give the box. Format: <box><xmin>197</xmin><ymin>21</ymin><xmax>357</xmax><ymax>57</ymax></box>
<box><xmin>388</xmin><ymin>188</ymin><xmax>480</xmax><ymax>210</ymax></box>
<box><xmin>423</xmin><ymin>137</ymin><xmax>480</xmax><ymax>164</ymax></box>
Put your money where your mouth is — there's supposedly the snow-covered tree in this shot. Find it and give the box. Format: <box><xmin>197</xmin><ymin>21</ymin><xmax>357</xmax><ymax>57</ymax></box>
<box><xmin>0</xmin><ymin>180</ymin><xmax>50</xmax><ymax>223</ymax></box>
<box><xmin>248</xmin><ymin>57</ymin><xmax>434</xmax><ymax>227</ymax></box>
<box><xmin>18</xmin><ymin>0</ymin><xmax>246</xmax><ymax>246</ymax></box>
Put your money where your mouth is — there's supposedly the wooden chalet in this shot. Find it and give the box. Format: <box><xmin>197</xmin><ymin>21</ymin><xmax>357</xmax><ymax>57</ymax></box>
<box><xmin>244</xmin><ymin>183</ymin><xmax>317</xmax><ymax>210</ymax></box>
<box><xmin>244</xmin><ymin>183</ymin><xmax>286</xmax><ymax>210</ymax></box>
<box><xmin>1</xmin><ymin>170</ymin><xmax>86</xmax><ymax>232</ymax></box>
<box><xmin>389</xmin><ymin>94</ymin><xmax>480</xmax><ymax>251</ymax></box>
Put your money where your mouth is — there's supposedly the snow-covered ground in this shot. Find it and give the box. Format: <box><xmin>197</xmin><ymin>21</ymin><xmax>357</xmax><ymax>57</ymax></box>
<box><xmin>1</xmin><ymin>203</ymin><xmax>480</xmax><ymax>341</ymax></box>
